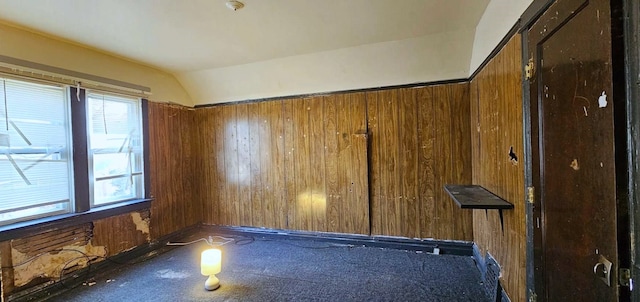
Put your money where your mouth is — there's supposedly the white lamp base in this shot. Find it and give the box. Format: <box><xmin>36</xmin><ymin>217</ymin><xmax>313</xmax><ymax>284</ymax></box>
<box><xmin>204</xmin><ymin>275</ymin><xmax>220</xmax><ymax>291</ymax></box>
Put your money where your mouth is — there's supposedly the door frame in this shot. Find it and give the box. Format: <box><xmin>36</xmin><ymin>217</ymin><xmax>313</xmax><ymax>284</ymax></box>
<box><xmin>520</xmin><ymin>0</ymin><xmax>632</xmax><ymax>300</ymax></box>
<box><xmin>623</xmin><ymin>0</ymin><xmax>640</xmax><ymax>300</ymax></box>
<box><xmin>519</xmin><ymin>1</ymin><xmax>554</xmax><ymax>299</ymax></box>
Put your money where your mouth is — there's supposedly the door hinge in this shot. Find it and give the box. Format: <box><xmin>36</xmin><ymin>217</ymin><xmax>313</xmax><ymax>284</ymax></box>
<box><xmin>620</xmin><ymin>268</ymin><xmax>633</xmax><ymax>290</ymax></box>
<box><xmin>525</xmin><ymin>58</ymin><xmax>535</xmax><ymax>80</ymax></box>
<box><xmin>527</xmin><ymin>186</ymin><xmax>535</xmax><ymax>204</ymax></box>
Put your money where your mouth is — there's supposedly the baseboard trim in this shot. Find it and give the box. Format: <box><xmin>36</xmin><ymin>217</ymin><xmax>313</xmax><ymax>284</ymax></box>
<box><xmin>471</xmin><ymin>247</ymin><xmax>511</xmax><ymax>302</ymax></box>
<box><xmin>7</xmin><ymin>224</ymin><xmax>201</xmax><ymax>302</ymax></box>
<box><xmin>201</xmin><ymin>225</ymin><xmax>475</xmax><ymax>256</ymax></box>
<box><xmin>473</xmin><ymin>243</ymin><xmax>487</xmax><ymax>279</ymax></box>
<box><xmin>7</xmin><ymin>224</ymin><xmax>480</xmax><ymax>301</ymax></box>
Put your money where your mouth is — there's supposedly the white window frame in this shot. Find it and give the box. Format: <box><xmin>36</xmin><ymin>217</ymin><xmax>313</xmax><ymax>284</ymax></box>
<box><xmin>0</xmin><ymin>77</ymin><xmax>149</xmax><ymax>228</ymax></box>
<box><xmin>86</xmin><ymin>92</ymin><xmax>145</xmax><ymax>208</ymax></box>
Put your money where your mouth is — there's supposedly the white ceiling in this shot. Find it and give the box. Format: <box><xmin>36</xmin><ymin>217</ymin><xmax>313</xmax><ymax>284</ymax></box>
<box><xmin>0</xmin><ymin>0</ymin><xmax>491</xmax><ymax>73</ymax></box>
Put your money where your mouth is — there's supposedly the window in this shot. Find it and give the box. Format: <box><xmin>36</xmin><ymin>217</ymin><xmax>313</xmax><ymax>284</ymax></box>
<box><xmin>87</xmin><ymin>93</ymin><xmax>144</xmax><ymax>206</ymax></box>
<box><xmin>0</xmin><ymin>78</ymin><xmax>73</xmax><ymax>224</ymax></box>
<box><xmin>0</xmin><ymin>77</ymin><xmax>146</xmax><ymax>227</ymax></box>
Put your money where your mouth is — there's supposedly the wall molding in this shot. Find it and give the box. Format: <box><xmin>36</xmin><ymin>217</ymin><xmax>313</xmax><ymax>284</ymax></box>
<box><xmin>202</xmin><ymin>225</ymin><xmax>475</xmax><ymax>256</ymax></box>
<box><xmin>193</xmin><ymin>78</ymin><xmax>468</xmax><ymax>108</ymax></box>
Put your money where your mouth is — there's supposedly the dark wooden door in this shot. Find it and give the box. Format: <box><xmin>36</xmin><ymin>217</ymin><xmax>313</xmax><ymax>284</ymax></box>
<box><xmin>529</xmin><ymin>0</ymin><xmax>618</xmax><ymax>300</ymax></box>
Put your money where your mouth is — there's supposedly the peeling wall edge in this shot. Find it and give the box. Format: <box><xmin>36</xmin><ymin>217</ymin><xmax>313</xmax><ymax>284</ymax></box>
<box><xmin>5</xmin><ymin>224</ymin><xmax>200</xmax><ymax>302</ymax></box>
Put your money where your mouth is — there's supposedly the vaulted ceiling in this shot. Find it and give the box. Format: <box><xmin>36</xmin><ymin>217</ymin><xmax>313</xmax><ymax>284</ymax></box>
<box><xmin>0</xmin><ymin>0</ymin><xmax>531</xmax><ymax>105</ymax></box>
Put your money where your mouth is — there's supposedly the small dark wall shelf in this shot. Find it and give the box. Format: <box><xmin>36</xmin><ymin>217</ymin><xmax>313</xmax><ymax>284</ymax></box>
<box><xmin>444</xmin><ymin>185</ymin><xmax>514</xmax><ymax>209</ymax></box>
<box><xmin>444</xmin><ymin>184</ymin><xmax>514</xmax><ymax>232</ymax></box>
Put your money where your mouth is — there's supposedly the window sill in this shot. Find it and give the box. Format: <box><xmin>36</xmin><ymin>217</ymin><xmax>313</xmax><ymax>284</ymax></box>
<box><xmin>0</xmin><ymin>198</ymin><xmax>152</xmax><ymax>242</ymax></box>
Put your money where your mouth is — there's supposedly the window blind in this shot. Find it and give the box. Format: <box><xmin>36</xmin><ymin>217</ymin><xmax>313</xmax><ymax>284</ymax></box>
<box><xmin>0</xmin><ymin>78</ymin><xmax>72</xmax><ymax>223</ymax></box>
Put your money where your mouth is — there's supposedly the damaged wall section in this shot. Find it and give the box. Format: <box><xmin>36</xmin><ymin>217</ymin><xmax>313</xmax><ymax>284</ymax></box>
<box><xmin>92</xmin><ymin>209</ymin><xmax>151</xmax><ymax>257</ymax></box>
<box><xmin>0</xmin><ymin>209</ymin><xmax>151</xmax><ymax>298</ymax></box>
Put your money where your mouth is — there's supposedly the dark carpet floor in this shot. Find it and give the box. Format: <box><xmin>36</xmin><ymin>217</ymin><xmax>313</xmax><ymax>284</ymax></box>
<box><xmin>51</xmin><ymin>233</ymin><xmax>488</xmax><ymax>302</ymax></box>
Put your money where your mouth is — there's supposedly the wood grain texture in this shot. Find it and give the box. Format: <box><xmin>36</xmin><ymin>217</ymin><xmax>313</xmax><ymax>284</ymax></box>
<box><xmin>283</xmin><ymin>99</ymin><xmax>297</xmax><ymax>229</ymax></box>
<box><xmin>324</xmin><ymin>95</ymin><xmax>341</xmax><ymax>232</ymax></box>
<box><xmin>197</xmin><ymin>84</ymin><xmax>474</xmax><ymax>239</ymax></box>
<box><xmin>375</xmin><ymin>89</ymin><xmax>400</xmax><ymax>235</ymax></box>
<box><xmin>223</xmin><ymin>104</ymin><xmax>241</xmax><ymax>226</ymax></box>
<box><xmin>11</xmin><ymin>224</ymin><xmax>92</xmax><ymax>256</ymax></box>
<box><xmin>248</xmin><ymin>103</ymin><xmax>264</xmax><ymax>228</ymax></box>
<box><xmin>309</xmin><ymin>97</ymin><xmax>326</xmax><ymax>232</ymax></box>
<box><xmin>365</xmin><ymin>92</ymin><xmax>381</xmax><ymax>235</ymax></box>
<box><xmin>269</xmin><ymin>101</ymin><xmax>287</xmax><ymax>229</ymax></box>
<box><xmin>447</xmin><ymin>84</ymin><xmax>474</xmax><ymax>239</ymax></box>
<box><xmin>530</xmin><ymin>0</ymin><xmax>619</xmax><ymax>299</ymax></box>
<box><xmin>417</xmin><ymin>86</ymin><xmax>436</xmax><ymax>239</ymax></box>
<box><xmin>196</xmin><ymin>84</ymin><xmax>473</xmax><ymax>240</ymax></box>
<box><xmin>470</xmin><ymin>34</ymin><xmax>525</xmax><ymax>302</ymax></box>
<box><xmin>236</xmin><ymin>104</ymin><xmax>252</xmax><ymax>227</ymax></box>
<box><xmin>148</xmin><ymin>102</ymin><xmax>200</xmax><ymax>239</ymax></box>
<box><xmin>92</xmin><ymin>210</ymin><xmax>150</xmax><ymax>256</ymax></box>
<box><xmin>433</xmin><ymin>86</ymin><xmax>454</xmax><ymax>239</ymax></box>
<box><xmin>367</xmin><ymin>84</ymin><xmax>472</xmax><ymax>240</ymax></box>
<box><xmin>198</xmin><ymin>95</ymin><xmax>369</xmax><ymax>234</ymax></box>
<box><xmin>399</xmin><ymin>89</ymin><xmax>419</xmax><ymax>238</ymax></box>
<box><xmin>293</xmin><ymin>98</ymin><xmax>312</xmax><ymax>230</ymax></box>
<box><xmin>349</xmin><ymin>93</ymin><xmax>369</xmax><ymax>235</ymax></box>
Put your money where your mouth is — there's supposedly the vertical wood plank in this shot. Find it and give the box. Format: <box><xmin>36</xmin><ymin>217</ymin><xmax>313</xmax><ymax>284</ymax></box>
<box><xmin>194</xmin><ymin>110</ymin><xmax>206</xmax><ymax>223</ymax></box>
<box><xmin>248</xmin><ymin>103</ymin><xmax>264</xmax><ymax>227</ymax></box>
<box><xmin>283</xmin><ymin>99</ymin><xmax>296</xmax><ymax>230</ymax></box>
<box><xmin>417</xmin><ymin>86</ymin><xmax>436</xmax><ymax>238</ymax></box>
<box><xmin>470</xmin><ymin>80</ymin><xmax>480</xmax><ymax>185</ymax></box>
<box><xmin>308</xmin><ymin>96</ymin><xmax>327</xmax><ymax>232</ymax></box>
<box><xmin>170</xmin><ymin>108</ymin><xmax>183</xmax><ymax>231</ymax></box>
<box><xmin>324</xmin><ymin>95</ymin><xmax>341</xmax><ymax>233</ymax></box>
<box><xmin>183</xmin><ymin>108</ymin><xmax>196</xmax><ymax>227</ymax></box>
<box><xmin>335</xmin><ymin>94</ymin><xmax>352</xmax><ymax>232</ymax></box>
<box><xmin>203</xmin><ymin>108</ymin><xmax>216</xmax><ymax>224</ymax></box>
<box><xmin>385</xmin><ymin>90</ymin><xmax>401</xmax><ymax>236</ymax></box>
<box><xmin>293</xmin><ymin>98</ymin><xmax>311</xmax><ymax>231</ymax></box>
<box><xmin>212</xmin><ymin>107</ymin><xmax>227</xmax><ymax>225</ymax></box>
<box><xmin>236</xmin><ymin>104</ymin><xmax>252</xmax><ymax>226</ymax></box>
<box><xmin>399</xmin><ymin>88</ymin><xmax>419</xmax><ymax>238</ymax></box>
<box><xmin>433</xmin><ymin>85</ymin><xmax>453</xmax><ymax>239</ymax></box>
<box><xmin>258</xmin><ymin>101</ymin><xmax>274</xmax><ymax>228</ymax></box>
<box><xmin>366</xmin><ymin>92</ymin><xmax>381</xmax><ymax>235</ymax></box>
<box><xmin>222</xmin><ymin>105</ymin><xmax>239</xmax><ymax>225</ymax></box>
<box><xmin>271</xmin><ymin>100</ymin><xmax>287</xmax><ymax>229</ymax></box>
<box><xmin>348</xmin><ymin>92</ymin><xmax>369</xmax><ymax>234</ymax></box>
<box><xmin>448</xmin><ymin>83</ymin><xmax>473</xmax><ymax>240</ymax></box>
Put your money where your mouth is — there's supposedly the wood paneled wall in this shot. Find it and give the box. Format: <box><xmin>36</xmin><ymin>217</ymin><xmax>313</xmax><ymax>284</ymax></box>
<box><xmin>148</xmin><ymin>103</ymin><xmax>201</xmax><ymax>238</ymax></box>
<box><xmin>0</xmin><ymin>59</ymin><xmax>523</xmax><ymax>298</ymax></box>
<box><xmin>367</xmin><ymin>84</ymin><xmax>473</xmax><ymax>240</ymax></box>
<box><xmin>196</xmin><ymin>85</ymin><xmax>473</xmax><ymax>240</ymax></box>
<box><xmin>92</xmin><ymin>210</ymin><xmax>151</xmax><ymax>256</ymax></box>
<box><xmin>470</xmin><ymin>34</ymin><xmax>526</xmax><ymax>302</ymax></box>
<box><xmin>0</xmin><ymin>102</ymin><xmax>194</xmax><ymax>297</ymax></box>
<box><xmin>196</xmin><ymin>94</ymin><xmax>370</xmax><ymax>234</ymax></box>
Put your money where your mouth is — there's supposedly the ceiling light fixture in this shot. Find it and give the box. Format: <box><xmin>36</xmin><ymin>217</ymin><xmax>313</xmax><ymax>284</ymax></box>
<box><xmin>225</xmin><ymin>0</ymin><xmax>244</xmax><ymax>11</ymax></box>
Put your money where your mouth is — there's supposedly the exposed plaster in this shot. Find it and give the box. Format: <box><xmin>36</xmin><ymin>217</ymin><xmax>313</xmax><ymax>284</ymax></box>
<box><xmin>131</xmin><ymin>212</ymin><xmax>151</xmax><ymax>241</ymax></box>
<box><xmin>11</xmin><ymin>242</ymin><xmax>106</xmax><ymax>287</ymax></box>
